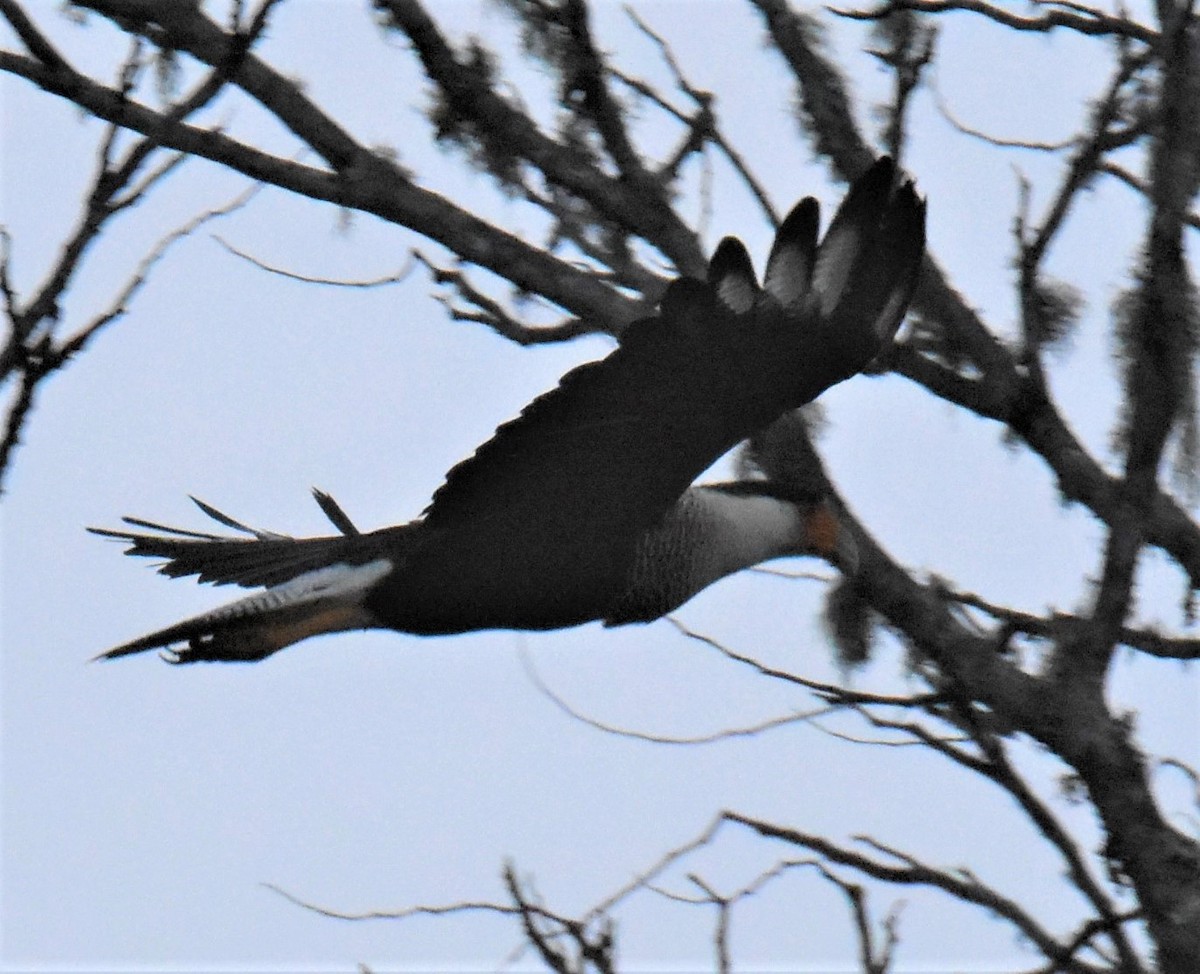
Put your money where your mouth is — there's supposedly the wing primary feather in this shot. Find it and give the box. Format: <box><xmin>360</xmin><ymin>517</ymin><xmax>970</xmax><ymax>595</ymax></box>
<box><xmin>809</xmin><ymin>156</ymin><xmax>897</xmax><ymax>317</ymax></box>
<box><xmin>707</xmin><ymin>237</ymin><xmax>759</xmax><ymax>314</ymax></box>
<box><xmin>763</xmin><ymin>197</ymin><xmax>819</xmax><ymax>308</ymax></box>
<box><xmin>820</xmin><ymin>172</ymin><xmax>926</xmax><ymax>348</ymax></box>
<box><xmin>868</xmin><ymin>183</ymin><xmax>927</xmax><ymax>342</ymax></box>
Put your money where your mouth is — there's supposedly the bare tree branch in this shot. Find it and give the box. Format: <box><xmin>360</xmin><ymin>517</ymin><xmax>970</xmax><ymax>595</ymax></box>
<box><xmin>946</xmin><ymin>587</ymin><xmax>1200</xmax><ymax>661</ymax></box>
<box><xmin>1102</xmin><ymin>161</ymin><xmax>1200</xmax><ymax>231</ymax></box>
<box><xmin>411</xmin><ymin>250</ymin><xmax>593</xmax><ymax>344</ymax></box>
<box><xmin>617</xmin><ymin>6</ymin><xmax>781</xmax><ymax>228</ymax></box>
<box><xmin>505</xmin><ymin>865</ymin><xmax>617</xmax><ymax>974</ymax></box>
<box><xmin>725</xmin><ymin>810</ymin><xmax>1109</xmax><ymax>973</ymax></box>
<box><xmin>0</xmin><ymin>27</ymin><xmax>644</xmax><ymax>333</ymax></box>
<box><xmin>262</xmin><ymin>881</ymin><xmax>527</xmax><ymax>923</ymax></box>
<box><xmin>835</xmin><ymin>0</ymin><xmax>1158</xmax><ymax>44</ymax></box>
<box><xmin>372</xmin><ymin>0</ymin><xmax>706</xmax><ymax>275</ymax></box>
<box><xmin>812</xmin><ymin>864</ymin><xmax>902</xmax><ymax>974</ymax></box>
<box><xmin>930</xmin><ymin>73</ymin><xmax>1077</xmax><ymax>151</ymax></box>
<box><xmin>0</xmin><ymin>182</ymin><xmax>259</xmax><ymax>491</ymax></box>
<box><xmin>212</xmin><ymin>235</ymin><xmax>417</xmax><ymax>289</ymax></box>
<box><xmin>519</xmin><ymin>645</ymin><xmax>835</xmax><ymax>745</ymax></box>
<box><xmin>666</xmin><ymin>616</ymin><xmax>949</xmax><ymax>709</ymax></box>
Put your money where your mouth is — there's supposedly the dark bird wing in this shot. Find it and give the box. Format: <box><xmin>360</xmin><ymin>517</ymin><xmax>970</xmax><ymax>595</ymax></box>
<box><xmin>419</xmin><ymin>156</ymin><xmax>924</xmax><ymax>565</ymax></box>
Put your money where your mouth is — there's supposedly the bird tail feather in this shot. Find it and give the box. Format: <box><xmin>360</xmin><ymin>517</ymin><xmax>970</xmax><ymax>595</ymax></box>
<box><xmin>94</xmin><ymin>556</ymin><xmax>393</xmax><ymax>663</ymax></box>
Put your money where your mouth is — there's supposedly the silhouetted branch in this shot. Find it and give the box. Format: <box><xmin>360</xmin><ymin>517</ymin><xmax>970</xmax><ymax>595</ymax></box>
<box><xmin>3</xmin><ymin>13</ymin><xmax>643</xmax><ymax>333</ymax></box>
<box><xmin>559</xmin><ymin>0</ymin><xmax>652</xmax><ymax>190</ymax></box>
<box><xmin>373</xmin><ymin>0</ymin><xmax>706</xmax><ymax>275</ymax></box>
<box><xmin>1017</xmin><ymin>45</ymin><xmax>1152</xmax><ymax>286</ymax></box>
<box><xmin>1070</xmin><ymin>2</ymin><xmax>1200</xmax><ymax>690</ymax></box>
<box><xmin>505</xmin><ymin>864</ymin><xmax>617</xmax><ymax>974</ymax></box>
<box><xmin>263</xmin><ymin>881</ymin><xmax>526</xmax><ymax>923</ymax></box>
<box><xmin>930</xmin><ymin>74</ymin><xmax>1076</xmax><ymax>151</ymax></box>
<box><xmin>1101</xmin><ymin>162</ymin><xmax>1200</xmax><ymax>231</ymax></box>
<box><xmin>412</xmin><ymin>251</ymin><xmax>592</xmax><ymax>344</ymax></box>
<box><xmin>268</xmin><ymin>866</ymin><xmax>617</xmax><ymax>974</ymax></box>
<box><xmin>951</xmin><ymin>706</ymin><xmax>1146</xmax><ymax>971</ymax></box>
<box><xmin>667</xmin><ymin>616</ymin><xmax>948</xmax><ymax>709</ymax></box>
<box><xmin>724</xmin><ymin>810</ymin><xmax>1108</xmax><ymax>973</ymax></box>
<box><xmin>752</xmin><ymin>0</ymin><xmax>877</xmax><ymax>176</ymax></box>
<box><xmin>65</xmin><ymin>184</ymin><xmax>263</xmax><ymax>362</ymax></box>
<box><xmin>0</xmin><ymin>0</ymin><xmax>70</xmax><ymax>69</ymax></box>
<box><xmin>743</xmin><ymin>412</ymin><xmax>1193</xmax><ymax>969</ymax></box>
<box><xmin>1</xmin><ymin>161</ymin><xmax>260</xmax><ymax>490</ymax></box>
<box><xmin>946</xmin><ymin>587</ymin><xmax>1200</xmax><ymax>660</ymax></box>
<box><xmin>617</xmin><ymin>6</ymin><xmax>780</xmax><ymax>227</ymax></box>
<box><xmin>835</xmin><ymin>0</ymin><xmax>1157</xmax><ymax>43</ymax></box>
<box><xmin>212</xmin><ymin>236</ymin><xmax>417</xmax><ymax>289</ymax></box>
<box><xmin>0</xmin><ymin>349</ymin><xmax>39</xmax><ymax>490</ymax></box>
<box><xmin>519</xmin><ymin>645</ymin><xmax>835</xmax><ymax>745</ymax></box>
<box><xmin>656</xmin><ymin>862</ymin><xmax>825</xmax><ymax>974</ymax></box>
<box><xmin>1046</xmin><ymin>910</ymin><xmax>1146</xmax><ymax>974</ymax></box>
<box><xmin>813</xmin><ymin>864</ymin><xmax>902</xmax><ymax>974</ymax></box>
<box><xmin>867</xmin><ymin>8</ymin><xmax>937</xmax><ymax>160</ymax></box>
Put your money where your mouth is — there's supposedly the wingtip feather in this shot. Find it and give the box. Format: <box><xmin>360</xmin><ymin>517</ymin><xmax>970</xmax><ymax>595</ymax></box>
<box><xmin>707</xmin><ymin>237</ymin><xmax>758</xmax><ymax>313</ymax></box>
<box><xmin>763</xmin><ymin>197</ymin><xmax>819</xmax><ymax>307</ymax></box>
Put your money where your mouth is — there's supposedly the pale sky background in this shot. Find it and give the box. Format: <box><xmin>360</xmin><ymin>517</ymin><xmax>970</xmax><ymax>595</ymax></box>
<box><xmin>2</xmin><ymin>1</ymin><xmax>1197</xmax><ymax>971</ymax></box>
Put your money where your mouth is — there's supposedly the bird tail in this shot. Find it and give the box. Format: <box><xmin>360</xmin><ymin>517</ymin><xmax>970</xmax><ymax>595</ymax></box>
<box><xmin>89</xmin><ymin>493</ymin><xmax>405</xmax><ymax>662</ymax></box>
<box><xmin>94</xmin><ymin>558</ymin><xmax>393</xmax><ymax>663</ymax></box>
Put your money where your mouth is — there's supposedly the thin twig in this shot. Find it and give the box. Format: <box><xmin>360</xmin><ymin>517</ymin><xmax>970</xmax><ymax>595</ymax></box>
<box><xmin>725</xmin><ymin>810</ymin><xmax>1100</xmax><ymax>972</ymax></box>
<box><xmin>413</xmin><ymin>250</ymin><xmax>592</xmax><ymax>344</ymax></box>
<box><xmin>666</xmin><ymin>616</ymin><xmax>946</xmax><ymax>708</ymax></box>
<box><xmin>261</xmin><ymin>881</ymin><xmax>524</xmax><ymax>922</ymax></box>
<box><xmin>946</xmin><ymin>587</ymin><xmax>1200</xmax><ymax>660</ymax></box>
<box><xmin>56</xmin><ymin>182</ymin><xmax>264</xmax><ymax>362</ymax></box>
<box><xmin>931</xmin><ymin>74</ymin><xmax>1076</xmax><ymax>152</ymax></box>
<box><xmin>212</xmin><ymin>235</ymin><xmax>416</xmax><ymax>288</ymax></box>
<box><xmin>586</xmin><ymin>814</ymin><xmax>726</xmax><ymax>918</ymax></box>
<box><xmin>519</xmin><ymin>647</ymin><xmax>831</xmax><ymax>745</ymax></box>
<box><xmin>619</xmin><ymin>6</ymin><xmax>780</xmax><ymax>228</ymax></box>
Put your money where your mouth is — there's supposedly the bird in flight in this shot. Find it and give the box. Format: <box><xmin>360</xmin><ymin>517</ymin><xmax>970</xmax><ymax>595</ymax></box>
<box><xmin>91</xmin><ymin>157</ymin><xmax>925</xmax><ymax>664</ymax></box>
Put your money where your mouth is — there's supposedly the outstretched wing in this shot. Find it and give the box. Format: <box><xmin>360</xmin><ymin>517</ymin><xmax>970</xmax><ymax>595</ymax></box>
<box><xmin>420</xmin><ymin>157</ymin><xmax>925</xmax><ymax>562</ymax></box>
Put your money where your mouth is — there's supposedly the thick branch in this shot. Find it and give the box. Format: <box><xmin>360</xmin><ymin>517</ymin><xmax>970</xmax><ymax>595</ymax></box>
<box><xmin>0</xmin><ymin>49</ymin><xmax>642</xmax><ymax>334</ymax></box>
<box><xmin>372</xmin><ymin>0</ymin><xmax>706</xmax><ymax>274</ymax></box>
<box><xmin>747</xmin><ymin>414</ymin><xmax>1200</xmax><ymax>972</ymax></box>
<box><xmin>0</xmin><ymin>0</ymin><xmax>71</xmax><ymax>70</ymax></box>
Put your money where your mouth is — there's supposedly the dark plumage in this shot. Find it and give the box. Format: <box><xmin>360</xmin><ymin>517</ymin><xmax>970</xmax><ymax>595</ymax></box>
<box><xmin>90</xmin><ymin>157</ymin><xmax>926</xmax><ymax>664</ymax></box>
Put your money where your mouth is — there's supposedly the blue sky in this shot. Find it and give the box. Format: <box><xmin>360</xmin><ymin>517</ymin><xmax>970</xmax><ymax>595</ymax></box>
<box><xmin>3</xmin><ymin>1</ymin><xmax>1197</xmax><ymax>970</ymax></box>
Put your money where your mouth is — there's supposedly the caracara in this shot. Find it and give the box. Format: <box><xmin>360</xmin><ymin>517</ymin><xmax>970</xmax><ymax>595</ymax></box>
<box><xmin>91</xmin><ymin>157</ymin><xmax>925</xmax><ymax>664</ymax></box>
